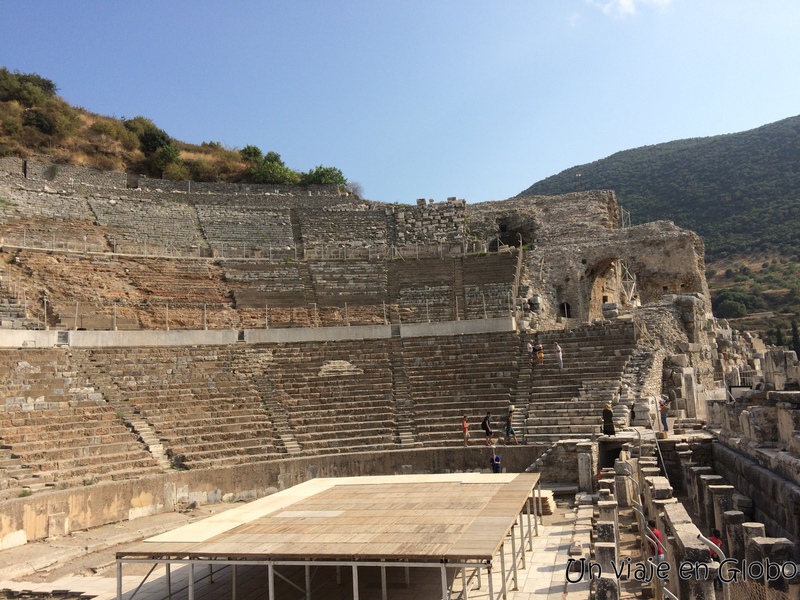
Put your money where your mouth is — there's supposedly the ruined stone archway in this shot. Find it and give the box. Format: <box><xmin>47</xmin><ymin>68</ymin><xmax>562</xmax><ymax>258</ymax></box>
<box><xmin>583</xmin><ymin>257</ymin><xmax>621</xmax><ymax>321</ymax></box>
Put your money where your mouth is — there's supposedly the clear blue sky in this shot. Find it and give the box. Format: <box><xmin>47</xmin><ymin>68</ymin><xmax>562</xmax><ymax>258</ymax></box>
<box><xmin>1</xmin><ymin>0</ymin><xmax>798</xmax><ymax>203</ymax></box>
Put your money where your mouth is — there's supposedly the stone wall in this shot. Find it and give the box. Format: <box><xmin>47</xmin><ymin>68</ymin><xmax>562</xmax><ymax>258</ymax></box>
<box><xmin>0</xmin><ymin>444</ymin><xmax>538</xmax><ymax>548</ymax></box>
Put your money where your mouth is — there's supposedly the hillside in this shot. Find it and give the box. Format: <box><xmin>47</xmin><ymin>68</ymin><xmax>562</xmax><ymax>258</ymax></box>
<box><xmin>519</xmin><ymin>115</ymin><xmax>800</xmax><ymax>341</ymax></box>
<box><xmin>0</xmin><ymin>67</ymin><xmax>348</xmax><ymax>187</ymax></box>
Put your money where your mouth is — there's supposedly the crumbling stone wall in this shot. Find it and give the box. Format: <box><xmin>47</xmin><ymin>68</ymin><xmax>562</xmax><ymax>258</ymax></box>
<box><xmin>467</xmin><ymin>193</ymin><xmax>708</xmax><ymax>329</ymax></box>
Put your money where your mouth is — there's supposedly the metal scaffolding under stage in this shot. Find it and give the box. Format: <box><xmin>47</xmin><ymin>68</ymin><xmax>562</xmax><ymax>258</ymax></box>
<box><xmin>116</xmin><ymin>473</ymin><xmax>543</xmax><ymax>600</ymax></box>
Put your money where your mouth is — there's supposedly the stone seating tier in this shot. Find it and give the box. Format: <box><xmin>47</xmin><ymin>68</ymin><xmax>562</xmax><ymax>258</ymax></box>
<box><xmin>0</xmin><ymin>323</ymin><xmax>640</xmax><ymax>490</ymax></box>
<box><xmin>7</xmin><ymin>250</ymin><xmax>515</xmax><ymax>328</ymax></box>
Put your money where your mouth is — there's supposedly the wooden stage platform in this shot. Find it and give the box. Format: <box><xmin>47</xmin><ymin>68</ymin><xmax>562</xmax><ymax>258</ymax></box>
<box><xmin>116</xmin><ymin>473</ymin><xmax>542</xmax><ymax>600</ymax></box>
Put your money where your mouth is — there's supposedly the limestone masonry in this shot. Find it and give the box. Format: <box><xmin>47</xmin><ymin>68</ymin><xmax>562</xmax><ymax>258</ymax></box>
<box><xmin>0</xmin><ymin>158</ymin><xmax>797</xmax><ymax>599</ymax></box>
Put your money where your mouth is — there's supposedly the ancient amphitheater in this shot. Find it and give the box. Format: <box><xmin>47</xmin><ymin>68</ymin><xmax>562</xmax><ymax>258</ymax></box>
<box><xmin>0</xmin><ymin>157</ymin><xmax>797</xmax><ymax>600</ymax></box>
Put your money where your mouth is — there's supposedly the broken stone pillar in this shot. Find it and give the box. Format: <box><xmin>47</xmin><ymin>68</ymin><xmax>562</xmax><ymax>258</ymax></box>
<box><xmin>687</xmin><ymin>466</ymin><xmax>712</xmax><ymax>519</ymax></box>
<box><xmin>708</xmin><ymin>484</ymin><xmax>734</xmax><ymax>537</ymax></box>
<box><xmin>698</xmin><ymin>474</ymin><xmax>724</xmax><ymax>531</ymax></box>
<box><xmin>595</xmin><ymin>541</ymin><xmax>617</xmax><ymax>574</ymax></box>
<box><xmin>670</xmin><ymin>521</ymin><xmax>714</xmax><ymax>600</ymax></box>
<box><xmin>598</xmin><ymin>500</ymin><xmax>619</xmax><ymax>539</ymax></box>
<box><xmin>723</xmin><ymin>510</ymin><xmax>746</xmax><ymax>562</ymax></box>
<box><xmin>614</xmin><ymin>474</ymin><xmax>631</xmax><ymax>507</ymax></box>
<box><xmin>577</xmin><ymin>442</ymin><xmax>594</xmax><ymax>493</ymax></box>
<box><xmin>595</xmin><ymin>574</ymin><xmax>620</xmax><ymax>600</ymax></box>
<box><xmin>746</xmin><ymin>537</ymin><xmax>797</xmax><ymax>594</ymax></box>
<box><xmin>742</xmin><ymin>522</ymin><xmax>766</xmax><ymax>563</ymax></box>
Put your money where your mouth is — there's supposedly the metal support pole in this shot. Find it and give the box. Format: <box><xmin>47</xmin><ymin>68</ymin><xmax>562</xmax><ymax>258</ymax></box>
<box><xmin>268</xmin><ymin>563</ymin><xmax>275</xmax><ymax>600</ymax></box>
<box><xmin>116</xmin><ymin>560</ymin><xmax>122</xmax><ymax>600</ymax></box>
<box><xmin>511</xmin><ymin>526</ymin><xmax>519</xmax><ymax>590</ymax></box>
<box><xmin>526</xmin><ymin>496</ymin><xmax>533</xmax><ymax>550</ymax></box>
<box><xmin>487</xmin><ymin>565</ymin><xmax>493</xmax><ymax>599</ymax></box>
<box><xmin>500</xmin><ymin>542</ymin><xmax>507</xmax><ymax>600</ymax></box>
<box><xmin>352</xmin><ymin>565</ymin><xmax>359</xmax><ymax>600</ymax></box>
<box><xmin>305</xmin><ymin>565</ymin><xmax>312</xmax><ymax>600</ymax></box>
<box><xmin>232</xmin><ymin>564</ymin><xmax>236</xmax><ymax>600</ymax></box>
<box><xmin>189</xmin><ymin>563</ymin><xmax>195</xmax><ymax>600</ymax></box>
<box><xmin>518</xmin><ymin>513</ymin><xmax>526</xmax><ymax>569</ymax></box>
<box><xmin>462</xmin><ymin>568</ymin><xmax>468</xmax><ymax>600</ymax></box>
<box><xmin>381</xmin><ymin>563</ymin><xmax>387</xmax><ymax>600</ymax></box>
<box><xmin>209</xmin><ymin>564</ymin><xmax>214</xmax><ymax>583</ymax></box>
<box><xmin>441</xmin><ymin>563</ymin><xmax>449</xmax><ymax>600</ymax></box>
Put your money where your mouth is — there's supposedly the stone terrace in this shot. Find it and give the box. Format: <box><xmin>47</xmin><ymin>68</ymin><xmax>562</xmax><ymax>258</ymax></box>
<box><xmin>0</xmin><ymin>323</ymin><xmax>642</xmax><ymax>494</ymax></box>
<box><xmin>73</xmin><ymin>346</ymin><xmax>280</xmax><ymax>470</ymax></box>
<box><xmin>6</xmin><ymin>250</ymin><xmax>517</xmax><ymax>329</ymax></box>
<box><xmin>193</xmin><ymin>203</ymin><xmax>294</xmax><ymax>256</ymax></box>
<box><xmin>401</xmin><ymin>331</ymin><xmax>519</xmax><ymax>446</ymax></box>
<box><xmin>0</xmin><ymin>348</ymin><xmax>162</xmax><ymax>496</ymax></box>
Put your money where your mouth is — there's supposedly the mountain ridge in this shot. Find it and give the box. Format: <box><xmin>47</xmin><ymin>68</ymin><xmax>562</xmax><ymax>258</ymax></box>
<box><xmin>519</xmin><ymin>114</ymin><xmax>800</xmax><ymax>339</ymax></box>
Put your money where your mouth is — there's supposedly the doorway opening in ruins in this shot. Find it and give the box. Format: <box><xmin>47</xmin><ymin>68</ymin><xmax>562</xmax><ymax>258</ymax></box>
<box><xmin>598</xmin><ymin>440</ymin><xmax>623</xmax><ymax>470</ymax></box>
<box><xmin>559</xmin><ymin>302</ymin><xmax>572</xmax><ymax>318</ymax></box>
<box><xmin>489</xmin><ymin>218</ymin><xmax>534</xmax><ymax>251</ymax></box>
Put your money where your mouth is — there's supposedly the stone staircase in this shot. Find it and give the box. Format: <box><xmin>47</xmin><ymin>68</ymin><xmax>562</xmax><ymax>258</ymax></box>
<box><xmin>402</xmin><ymin>331</ymin><xmax>519</xmax><ymax>446</ymax></box>
<box><xmin>521</xmin><ymin>323</ymin><xmax>637</xmax><ymax>445</ymax></box>
<box><xmin>389</xmin><ymin>338</ymin><xmax>419</xmax><ymax>446</ymax></box>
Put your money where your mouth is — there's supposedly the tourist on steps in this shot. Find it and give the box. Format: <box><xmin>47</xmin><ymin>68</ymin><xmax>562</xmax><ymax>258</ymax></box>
<box><xmin>461</xmin><ymin>415</ymin><xmax>470</xmax><ymax>446</ymax></box>
<box><xmin>481</xmin><ymin>412</ymin><xmax>493</xmax><ymax>445</ymax></box>
<box><xmin>602</xmin><ymin>403</ymin><xmax>615</xmax><ymax>436</ymax></box>
<box><xmin>504</xmin><ymin>410</ymin><xmax>518</xmax><ymax>444</ymax></box>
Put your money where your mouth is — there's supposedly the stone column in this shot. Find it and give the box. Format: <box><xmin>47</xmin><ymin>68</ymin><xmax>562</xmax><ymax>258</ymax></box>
<box><xmin>598</xmin><ymin>500</ymin><xmax>619</xmax><ymax>540</ymax></box>
<box><xmin>742</xmin><ymin>522</ymin><xmax>766</xmax><ymax>563</ymax></box>
<box><xmin>698</xmin><ymin>474</ymin><xmax>724</xmax><ymax>531</ymax></box>
<box><xmin>687</xmin><ymin>466</ymin><xmax>712</xmax><ymax>517</ymax></box>
<box><xmin>671</xmin><ymin>522</ymin><xmax>714</xmax><ymax>600</ymax></box>
<box><xmin>722</xmin><ymin>510</ymin><xmax>745</xmax><ymax>562</ymax></box>
<box><xmin>747</xmin><ymin>536</ymin><xmax>797</xmax><ymax>594</ymax></box>
<box><xmin>709</xmin><ymin>484</ymin><xmax>734</xmax><ymax>538</ymax></box>
<box><xmin>614</xmin><ymin>474</ymin><xmax>631</xmax><ymax>508</ymax></box>
<box><xmin>577</xmin><ymin>442</ymin><xmax>594</xmax><ymax>493</ymax></box>
<box><xmin>672</xmin><ymin>442</ymin><xmax>692</xmax><ymax>493</ymax></box>
<box><xmin>595</xmin><ymin>574</ymin><xmax>619</xmax><ymax>600</ymax></box>
<box><xmin>595</xmin><ymin>542</ymin><xmax>617</xmax><ymax>575</ymax></box>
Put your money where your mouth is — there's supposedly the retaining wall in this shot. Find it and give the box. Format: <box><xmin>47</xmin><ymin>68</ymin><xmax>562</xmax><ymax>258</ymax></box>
<box><xmin>0</xmin><ymin>445</ymin><xmax>539</xmax><ymax>549</ymax></box>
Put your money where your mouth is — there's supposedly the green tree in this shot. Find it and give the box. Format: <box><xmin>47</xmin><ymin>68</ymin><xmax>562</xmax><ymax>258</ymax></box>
<box><xmin>249</xmin><ymin>161</ymin><xmax>300</xmax><ymax>184</ymax></box>
<box><xmin>240</xmin><ymin>145</ymin><xmax>263</xmax><ymax>163</ymax></box>
<box><xmin>716</xmin><ymin>300</ymin><xmax>747</xmax><ymax>319</ymax></box>
<box><xmin>776</xmin><ymin>326</ymin><xmax>786</xmax><ymax>347</ymax></box>
<box><xmin>124</xmin><ymin>116</ymin><xmax>171</xmax><ymax>155</ymax></box>
<box><xmin>264</xmin><ymin>151</ymin><xmax>284</xmax><ymax>165</ymax></box>
<box><xmin>152</xmin><ymin>144</ymin><xmax>181</xmax><ymax>172</ymax></box>
<box><xmin>300</xmin><ymin>165</ymin><xmax>346</xmax><ymax>185</ymax></box>
<box><xmin>792</xmin><ymin>321</ymin><xmax>800</xmax><ymax>357</ymax></box>
<box><xmin>0</xmin><ymin>68</ymin><xmax>57</xmax><ymax>106</ymax></box>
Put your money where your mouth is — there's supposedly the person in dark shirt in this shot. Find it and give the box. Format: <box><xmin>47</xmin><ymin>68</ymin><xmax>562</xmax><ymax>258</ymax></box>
<box><xmin>490</xmin><ymin>452</ymin><xmax>501</xmax><ymax>473</ymax></box>
<box><xmin>481</xmin><ymin>412</ymin><xmax>493</xmax><ymax>445</ymax></box>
